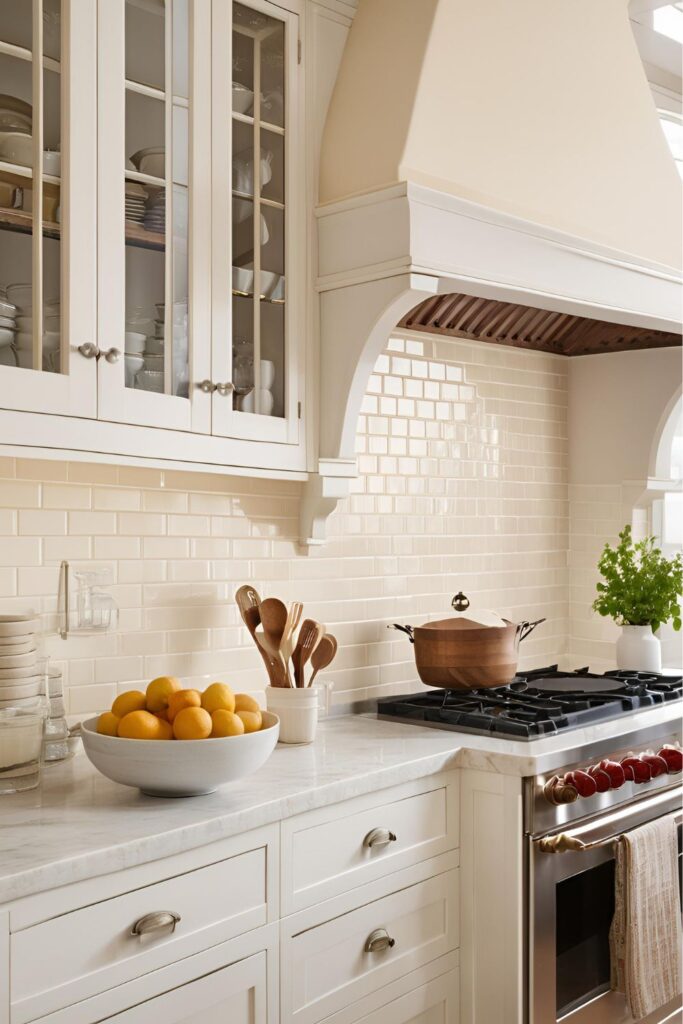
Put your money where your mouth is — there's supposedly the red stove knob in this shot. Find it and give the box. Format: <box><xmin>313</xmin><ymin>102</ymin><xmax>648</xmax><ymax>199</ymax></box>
<box><xmin>640</xmin><ymin>752</ymin><xmax>668</xmax><ymax>777</ymax></box>
<box><xmin>621</xmin><ymin>755</ymin><xmax>652</xmax><ymax>783</ymax></box>
<box><xmin>658</xmin><ymin>746</ymin><xmax>682</xmax><ymax>773</ymax></box>
<box><xmin>587</xmin><ymin>765</ymin><xmax>611</xmax><ymax>793</ymax></box>
<box><xmin>564</xmin><ymin>770</ymin><xmax>597</xmax><ymax>798</ymax></box>
<box><xmin>598</xmin><ymin>759</ymin><xmax>626</xmax><ymax>789</ymax></box>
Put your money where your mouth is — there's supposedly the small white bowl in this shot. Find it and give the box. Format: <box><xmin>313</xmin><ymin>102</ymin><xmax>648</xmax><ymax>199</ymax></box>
<box><xmin>0</xmin><ymin>664</ymin><xmax>41</xmax><ymax>681</ymax></box>
<box><xmin>80</xmin><ymin>711</ymin><xmax>280</xmax><ymax>796</ymax></box>
<box><xmin>124</xmin><ymin>331</ymin><xmax>147</xmax><ymax>353</ymax></box>
<box><xmin>43</xmin><ymin>150</ymin><xmax>61</xmax><ymax>176</ymax></box>
<box><xmin>124</xmin><ymin>353</ymin><xmax>144</xmax><ymax>386</ymax></box>
<box><xmin>144</xmin><ymin>337</ymin><xmax>165</xmax><ymax>355</ymax></box>
<box><xmin>0</xmin><ymin>650</ymin><xmax>36</xmax><ymax>670</ymax></box>
<box><xmin>0</xmin><ymin>639</ymin><xmax>35</xmax><ymax>655</ymax></box>
<box><xmin>0</xmin><ymin>678</ymin><xmax>44</xmax><ymax>701</ymax></box>
<box><xmin>43</xmin><ymin>331</ymin><xmax>60</xmax><ymax>350</ymax></box>
<box><xmin>135</xmin><ymin>369</ymin><xmax>165</xmax><ymax>393</ymax></box>
<box><xmin>129</xmin><ymin>147</ymin><xmax>165</xmax><ymax>179</ymax></box>
<box><xmin>259</xmin><ymin>270</ymin><xmax>279</xmax><ymax>299</ymax></box>
<box><xmin>232</xmin><ymin>267</ymin><xmax>254</xmax><ymax>294</ymax></box>
<box><xmin>143</xmin><ymin>353</ymin><xmax>165</xmax><ymax>372</ymax></box>
<box><xmin>0</xmin><ymin>315</ymin><xmax>15</xmax><ymax>330</ymax></box>
<box><xmin>0</xmin><ymin>131</ymin><xmax>32</xmax><ymax>166</ymax></box>
<box><xmin>232</xmin><ymin>83</ymin><xmax>254</xmax><ymax>115</ymax></box>
<box><xmin>0</xmin><ymin>327</ymin><xmax>14</xmax><ymax>349</ymax></box>
<box><xmin>5</xmin><ymin>283</ymin><xmax>32</xmax><ymax>310</ymax></box>
<box><xmin>0</xmin><ymin>298</ymin><xmax>17</xmax><ymax>318</ymax></box>
<box><xmin>0</xmin><ymin>616</ymin><xmax>38</xmax><ymax>638</ymax></box>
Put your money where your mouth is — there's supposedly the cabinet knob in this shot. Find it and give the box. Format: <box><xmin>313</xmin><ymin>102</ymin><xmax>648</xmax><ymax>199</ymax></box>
<box><xmin>363</xmin><ymin>828</ymin><xmax>397</xmax><ymax>849</ymax></box>
<box><xmin>130</xmin><ymin>910</ymin><xmax>181</xmax><ymax>938</ymax></box>
<box><xmin>103</xmin><ymin>347</ymin><xmax>121</xmax><ymax>364</ymax></box>
<box><xmin>199</xmin><ymin>379</ymin><xmax>217</xmax><ymax>393</ymax></box>
<box><xmin>364</xmin><ymin>928</ymin><xmax>396</xmax><ymax>954</ymax></box>
<box><xmin>77</xmin><ymin>342</ymin><xmax>100</xmax><ymax>360</ymax></box>
<box><xmin>215</xmin><ymin>381</ymin><xmax>234</xmax><ymax>396</ymax></box>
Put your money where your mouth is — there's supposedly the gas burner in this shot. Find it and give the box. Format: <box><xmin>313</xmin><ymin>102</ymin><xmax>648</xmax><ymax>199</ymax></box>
<box><xmin>377</xmin><ymin>666</ymin><xmax>683</xmax><ymax>740</ymax></box>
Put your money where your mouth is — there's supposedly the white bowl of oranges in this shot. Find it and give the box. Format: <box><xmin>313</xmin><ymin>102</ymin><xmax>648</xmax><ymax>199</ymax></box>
<box><xmin>81</xmin><ymin>677</ymin><xmax>279</xmax><ymax>797</ymax></box>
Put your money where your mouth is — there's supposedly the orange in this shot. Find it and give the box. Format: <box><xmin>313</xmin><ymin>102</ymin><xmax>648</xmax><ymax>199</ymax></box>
<box><xmin>97</xmin><ymin>711</ymin><xmax>120</xmax><ymax>736</ymax></box>
<box><xmin>112</xmin><ymin>690</ymin><xmax>146</xmax><ymax>719</ymax></box>
<box><xmin>167</xmin><ymin>688</ymin><xmax>202</xmax><ymax>722</ymax></box>
<box><xmin>156</xmin><ymin>718</ymin><xmax>174</xmax><ymax>740</ymax></box>
<box><xmin>211</xmin><ymin>709</ymin><xmax>245</xmax><ymax>737</ymax></box>
<box><xmin>234</xmin><ymin>693</ymin><xmax>261</xmax><ymax>715</ymax></box>
<box><xmin>201</xmin><ymin>682</ymin><xmax>235</xmax><ymax>714</ymax></box>
<box><xmin>117</xmin><ymin>710</ymin><xmax>163</xmax><ymax>740</ymax></box>
<box><xmin>155</xmin><ymin>708</ymin><xmax>170</xmax><ymax>722</ymax></box>
<box><xmin>237</xmin><ymin>709</ymin><xmax>262</xmax><ymax>733</ymax></box>
<box><xmin>146</xmin><ymin>675</ymin><xmax>182</xmax><ymax>712</ymax></box>
<box><xmin>173</xmin><ymin>706</ymin><xmax>212</xmax><ymax>740</ymax></box>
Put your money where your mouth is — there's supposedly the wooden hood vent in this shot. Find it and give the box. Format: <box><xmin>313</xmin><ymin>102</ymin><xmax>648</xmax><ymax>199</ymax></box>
<box><xmin>398</xmin><ymin>293</ymin><xmax>682</xmax><ymax>356</ymax></box>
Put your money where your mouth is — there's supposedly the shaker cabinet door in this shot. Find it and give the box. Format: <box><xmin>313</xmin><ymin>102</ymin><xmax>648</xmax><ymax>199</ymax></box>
<box><xmin>0</xmin><ymin>0</ymin><xmax>97</xmax><ymax>418</ymax></box>
<box><xmin>102</xmin><ymin>951</ymin><xmax>267</xmax><ymax>1024</ymax></box>
<box><xmin>96</xmin><ymin>0</ymin><xmax>212</xmax><ymax>433</ymax></box>
<box><xmin>210</xmin><ymin>0</ymin><xmax>302</xmax><ymax>446</ymax></box>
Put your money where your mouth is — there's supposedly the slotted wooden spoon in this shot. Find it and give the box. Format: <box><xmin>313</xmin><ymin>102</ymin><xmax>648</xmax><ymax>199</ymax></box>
<box><xmin>234</xmin><ymin>586</ymin><xmax>284</xmax><ymax>687</ymax></box>
<box><xmin>308</xmin><ymin>633</ymin><xmax>338</xmax><ymax>687</ymax></box>
<box><xmin>292</xmin><ymin>619</ymin><xmax>326</xmax><ymax>687</ymax></box>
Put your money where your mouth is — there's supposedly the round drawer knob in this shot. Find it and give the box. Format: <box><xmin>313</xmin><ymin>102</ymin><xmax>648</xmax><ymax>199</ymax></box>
<box><xmin>130</xmin><ymin>910</ymin><xmax>181</xmax><ymax>938</ymax></box>
<box><xmin>216</xmin><ymin>381</ymin><xmax>234</xmax><ymax>396</ymax></box>
<box><xmin>363</xmin><ymin>827</ymin><xmax>397</xmax><ymax>849</ymax></box>
<box><xmin>104</xmin><ymin>347</ymin><xmax>121</xmax><ymax>364</ymax></box>
<box><xmin>364</xmin><ymin>928</ymin><xmax>396</xmax><ymax>953</ymax></box>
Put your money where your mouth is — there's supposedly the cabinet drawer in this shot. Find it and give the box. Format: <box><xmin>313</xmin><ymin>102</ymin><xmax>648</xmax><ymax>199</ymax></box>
<box><xmin>283</xmin><ymin>869</ymin><xmax>458</xmax><ymax>1024</ymax></box>
<box><xmin>329</xmin><ymin>967</ymin><xmax>459</xmax><ymax>1024</ymax></box>
<box><xmin>282</xmin><ymin>775</ymin><xmax>458</xmax><ymax>914</ymax></box>
<box><xmin>11</xmin><ymin>846</ymin><xmax>268</xmax><ymax>1024</ymax></box>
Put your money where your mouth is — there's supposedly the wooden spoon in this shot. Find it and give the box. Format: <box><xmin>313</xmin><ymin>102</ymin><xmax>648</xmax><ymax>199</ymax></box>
<box><xmin>292</xmin><ymin>619</ymin><xmax>326</xmax><ymax>687</ymax></box>
<box><xmin>308</xmin><ymin>634</ymin><xmax>338</xmax><ymax>687</ymax></box>
<box><xmin>258</xmin><ymin>597</ymin><xmax>292</xmax><ymax>686</ymax></box>
<box><xmin>234</xmin><ymin>586</ymin><xmax>283</xmax><ymax>687</ymax></box>
<box><xmin>281</xmin><ymin>601</ymin><xmax>304</xmax><ymax>661</ymax></box>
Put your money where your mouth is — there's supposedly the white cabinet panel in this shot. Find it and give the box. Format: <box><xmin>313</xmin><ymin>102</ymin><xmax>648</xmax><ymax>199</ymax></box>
<box><xmin>0</xmin><ymin>0</ymin><xmax>97</xmax><ymax>418</ymax></box>
<box><xmin>102</xmin><ymin>950</ymin><xmax>267</xmax><ymax>1024</ymax></box>
<box><xmin>283</xmin><ymin>869</ymin><xmax>459</xmax><ymax>1024</ymax></box>
<box><xmin>282</xmin><ymin>776</ymin><xmax>458</xmax><ymax>914</ymax></box>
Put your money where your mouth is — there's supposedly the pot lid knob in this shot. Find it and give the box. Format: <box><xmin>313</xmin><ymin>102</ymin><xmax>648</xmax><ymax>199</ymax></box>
<box><xmin>451</xmin><ymin>591</ymin><xmax>470</xmax><ymax>612</ymax></box>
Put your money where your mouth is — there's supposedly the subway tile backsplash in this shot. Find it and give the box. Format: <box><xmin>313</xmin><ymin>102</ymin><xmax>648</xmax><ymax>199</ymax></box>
<box><xmin>0</xmin><ymin>335</ymin><xmax>572</xmax><ymax>714</ymax></box>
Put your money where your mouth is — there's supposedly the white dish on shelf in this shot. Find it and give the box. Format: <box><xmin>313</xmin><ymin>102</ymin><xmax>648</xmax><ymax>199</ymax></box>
<box><xmin>0</xmin><ymin>95</ymin><xmax>32</xmax><ymax>129</ymax></box>
<box><xmin>232</xmin><ymin>83</ymin><xmax>254</xmax><ymax>115</ymax></box>
<box><xmin>0</xmin><ymin>615</ymin><xmax>38</xmax><ymax>637</ymax></box>
<box><xmin>44</xmin><ymin>314</ymin><xmax>60</xmax><ymax>331</ymax></box>
<box><xmin>239</xmin><ymin>388</ymin><xmax>274</xmax><ymax>415</ymax></box>
<box><xmin>260</xmin><ymin>359</ymin><xmax>275</xmax><ymax>390</ymax></box>
<box><xmin>259</xmin><ymin>270</ymin><xmax>279</xmax><ymax>298</ymax></box>
<box><xmin>135</xmin><ymin>369</ymin><xmax>164</xmax><ymax>393</ymax></box>
<box><xmin>0</xmin><ymin>315</ymin><xmax>15</xmax><ymax>330</ymax></box>
<box><xmin>15</xmin><ymin>316</ymin><xmax>32</xmax><ymax>331</ymax></box>
<box><xmin>144</xmin><ymin>353</ymin><xmax>165</xmax><ymax>371</ymax></box>
<box><xmin>124</xmin><ymin>331</ymin><xmax>147</xmax><ymax>353</ymax></box>
<box><xmin>145</xmin><ymin>337</ymin><xmax>165</xmax><ymax>355</ymax></box>
<box><xmin>0</xmin><ymin>679</ymin><xmax>43</xmax><ymax>701</ymax></box>
<box><xmin>232</xmin><ymin>267</ymin><xmax>254</xmax><ymax>294</ymax></box>
<box><xmin>233</xmin><ymin>148</ymin><xmax>273</xmax><ymax>195</ymax></box>
<box><xmin>5</xmin><ymin>284</ymin><xmax>32</xmax><ymax>309</ymax></box>
<box><xmin>124</xmin><ymin>352</ymin><xmax>144</xmax><ymax>386</ymax></box>
<box><xmin>0</xmin><ymin>131</ymin><xmax>33</xmax><ymax>167</ymax></box>
<box><xmin>43</xmin><ymin>150</ymin><xmax>60</xmax><ymax>175</ymax></box>
<box><xmin>0</xmin><ymin>639</ymin><xmax>35</xmax><ymax>655</ymax></box>
<box><xmin>0</xmin><ymin>327</ymin><xmax>15</xmax><ymax>348</ymax></box>
<box><xmin>270</xmin><ymin>276</ymin><xmax>285</xmax><ymax>301</ymax></box>
<box><xmin>14</xmin><ymin>331</ymin><xmax>59</xmax><ymax>351</ymax></box>
<box><xmin>0</xmin><ymin>298</ymin><xmax>17</xmax><ymax>318</ymax></box>
<box><xmin>0</xmin><ymin>650</ymin><xmax>37</xmax><ymax>670</ymax></box>
<box><xmin>129</xmin><ymin>147</ymin><xmax>165</xmax><ymax>178</ymax></box>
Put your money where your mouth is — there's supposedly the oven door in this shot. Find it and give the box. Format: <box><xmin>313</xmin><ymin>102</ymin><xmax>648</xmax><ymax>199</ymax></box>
<box><xmin>529</xmin><ymin>789</ymin><xmax>682</xmax><ymax>1024</ymax></box>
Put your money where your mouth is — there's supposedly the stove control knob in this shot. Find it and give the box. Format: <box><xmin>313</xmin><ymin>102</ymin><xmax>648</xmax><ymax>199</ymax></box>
<box><xmin>543</xmin><ymin>775</ymin><xmax>578</xmax><ymax>804</ymax></box>
<box><xmin>658</xmin><ymin>746</ymin><xmax>682</xmax><ymax>774</ymax></box>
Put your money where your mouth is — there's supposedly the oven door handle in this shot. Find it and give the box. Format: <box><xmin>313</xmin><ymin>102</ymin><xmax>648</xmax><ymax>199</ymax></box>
<box><xmin>535</xmin><ymin>792</ymin><xmax>682</xmax><ymax>854</ymax></box>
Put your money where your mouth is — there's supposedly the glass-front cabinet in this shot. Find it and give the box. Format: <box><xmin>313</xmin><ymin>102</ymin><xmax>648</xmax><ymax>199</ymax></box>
<box><xmin>0</xmin><ymin>0</ymin><xmax>302</xmax><ymax>460</ymax></box>
<box><xmin>0</xmin><ymin>0</ymin><xmax>97</xmax><ymax>417</ymax></box>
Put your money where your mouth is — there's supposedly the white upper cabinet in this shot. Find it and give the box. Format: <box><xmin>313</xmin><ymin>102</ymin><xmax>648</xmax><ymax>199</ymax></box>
<box><xmin>0</xmin><ymin>0</ymin><xmax>97</xmax><ymax>418</ymax></box>
<box><xmin>0</xmin><ymin>0</ymin><xmax>306</xmax><ymax>473</ymax></box>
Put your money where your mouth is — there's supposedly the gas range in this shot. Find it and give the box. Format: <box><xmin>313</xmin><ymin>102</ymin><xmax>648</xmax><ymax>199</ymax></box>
<box><xmin>376</xmin><ymin>665</ymin><xmax>683</xmax><ymax>740</ymax></box>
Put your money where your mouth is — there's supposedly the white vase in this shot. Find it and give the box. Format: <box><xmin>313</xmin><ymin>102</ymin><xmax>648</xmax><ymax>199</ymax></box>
<box><xmin>615</xmin><ymin>625</ymin><xmax>662</xmax><ymax>672</ymax></box>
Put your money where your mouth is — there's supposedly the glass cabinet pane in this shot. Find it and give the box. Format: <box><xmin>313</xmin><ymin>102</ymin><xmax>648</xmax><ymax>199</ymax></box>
<box><xmin>231</xmin><ymin>2</ymin><xmax>286</xmax><ymax>418</ymax></box>
<box><xmin>124</xmin><ymin>0</ymin><xmax>189</xmax><ymax>399</ymax></box>
<box><xmin>0</xmin><ymin>2</ymin><xmax>63</xmax><ymax>374</ymax></box>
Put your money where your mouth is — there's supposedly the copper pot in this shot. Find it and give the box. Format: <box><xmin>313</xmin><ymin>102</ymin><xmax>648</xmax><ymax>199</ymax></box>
<box><xmin>390</xmin><ymin>616</ymin><xmax>545</xmax><ymax>690</ymax></box>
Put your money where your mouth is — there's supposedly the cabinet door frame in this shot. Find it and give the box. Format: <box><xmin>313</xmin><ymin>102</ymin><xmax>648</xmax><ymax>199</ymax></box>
<box><xmin>0</xmin><ymin>0</ymin><xmax>98</xmax><ymax>418</ymax></box>
<box><xmin>96</xmin><ymin>0</ymin><xmax>211</xmax><ymax>434</ymax></box>
<box><xmin>210</xmin><ymin>0</ymin><xmax>302</xmax><ymax>446</ymax></box>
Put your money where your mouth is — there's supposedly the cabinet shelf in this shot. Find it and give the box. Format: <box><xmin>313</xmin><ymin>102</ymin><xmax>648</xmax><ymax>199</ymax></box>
<box><xmin>232</xmin><ymin>111</ymin><xmax>284</xmax><ymax>136</ymax></box>
<box><xmin>232</xmin><ymin>288</ymin><xmax>284</xmax><ymax>305</ymax></box>
<box><xmin>0</xmin><ymin>206</ymin><xmax>165</xmax><ymax>251</ymax></box>
<box><xmin>232</xmin><ymin>189</ymin><xmax>284</xmax><ymax>211</ymax></box>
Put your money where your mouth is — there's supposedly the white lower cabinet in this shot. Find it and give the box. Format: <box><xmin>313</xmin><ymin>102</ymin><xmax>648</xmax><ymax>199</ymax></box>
<box><xmin>103</xmin><ymin>950</ymin><xmax>268</xmax><ymax>1024</ymax></box>
<box><xmin>0</xmin><ymin>773</ymin><xmax>460</xmax><ymax>1024</ymax></box>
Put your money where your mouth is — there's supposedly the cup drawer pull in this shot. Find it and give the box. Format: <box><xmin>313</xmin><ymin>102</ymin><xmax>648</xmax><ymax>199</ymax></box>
<box><xmin>364</xmin><ymin>928</ymin><xmax>396</xmax><ymax>953</ymax></box>
<box><xmin>130</xmin><ymin>910</ymin><xmax>181</xmax><ymax>937</ymax></box>
<box><xmin>363</xmin><ymin>827</ymin><xmax>397</xmax><ymax>849</ymax></box>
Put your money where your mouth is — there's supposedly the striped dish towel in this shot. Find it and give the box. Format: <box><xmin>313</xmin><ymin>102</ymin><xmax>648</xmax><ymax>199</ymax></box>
<box><xmin>609</xmin><ymin>815</ymin><xmax>682</xmax><ymax>1020</ymax></box>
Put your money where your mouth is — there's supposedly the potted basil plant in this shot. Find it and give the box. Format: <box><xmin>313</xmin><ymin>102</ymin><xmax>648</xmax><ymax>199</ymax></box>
<box><xmin>593</xmin><ymin>525</ymin><xmax>682</xmax><ymax>672</ymax></box>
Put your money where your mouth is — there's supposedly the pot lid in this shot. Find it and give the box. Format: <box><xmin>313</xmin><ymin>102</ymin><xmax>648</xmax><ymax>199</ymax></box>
<box><xmin>450</xmin><ymin>592</ymin><xmax>506</xmax><ymax>628</ymax></box>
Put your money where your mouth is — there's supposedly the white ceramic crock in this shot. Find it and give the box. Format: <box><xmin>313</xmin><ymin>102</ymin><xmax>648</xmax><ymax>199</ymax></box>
<box><xmin>615</xmin><ymin>625</ymin><xmax>662</xmax><ymax>672</ymax></box>
<box><xmin>265</xmin><ymin>685</ymin><xmax>319</xmax><ymax>744</ymax></box>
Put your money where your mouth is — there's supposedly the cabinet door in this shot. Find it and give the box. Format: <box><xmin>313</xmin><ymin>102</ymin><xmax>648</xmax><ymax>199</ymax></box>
<box><xmin>211</xmin><ymin>0</ymin><xmax>301</xmax><ymax>445</ymax></box>
<box><xmin>103</xmin><ymin>951</ymin><xmax>267</xmax><ymax>1024</ymax></box>
<box><xmin>0</xmin><ymin>0</ymin><xmax>97</xmax><ymax>418</ymax></box>
<box><xmin>97</xmin><ymin>0</ymin><xmax>211</xmax><ymax>432</ymax></box>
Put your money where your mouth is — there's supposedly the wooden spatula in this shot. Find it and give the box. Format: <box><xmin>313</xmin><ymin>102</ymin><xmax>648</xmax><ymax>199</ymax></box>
<box><xmin>308</xmin><ymin>634</ymin><xmax>337</xmax><ymax>687</ymax></box>
<box><xmin>292</xmin><ymin>619</ymin><xmax>326</xmax><ymax>687</ymax></box>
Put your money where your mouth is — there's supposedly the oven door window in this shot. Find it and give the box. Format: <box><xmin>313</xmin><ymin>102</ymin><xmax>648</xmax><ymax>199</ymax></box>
<box><xmin>556</xmin><ymin>860</ymin><xmax>615</xmax><ymax>1017</ymax></box>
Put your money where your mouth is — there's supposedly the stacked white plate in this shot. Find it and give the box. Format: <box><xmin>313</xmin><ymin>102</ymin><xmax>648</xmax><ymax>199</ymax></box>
<box><xmin>7</xmin><ymin>285</ymin><xmax>61</xmax><ymax>370</ymax></box>
<box><xmin>125</xmin><ymin>181</ymin><xmax>147</xmax><ymax>224</ymax></box>
<box><xmin>144</xmin><ymin>191</ymin><xmax>165</xmax><ymax>234</ymax></box>
<box><xmin>0</xmin><ymin>291</ymin><xmax>18</xmax><ymax>353</ymax></box>
<box><xmin>0</xmin><ymin>614</ymin><xmax>42</xmax><ymax>705</ymax></box>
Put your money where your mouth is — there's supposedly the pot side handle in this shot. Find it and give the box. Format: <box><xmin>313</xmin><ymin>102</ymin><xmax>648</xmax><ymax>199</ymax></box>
<box><xmin>388</xmin><ymin>623</ymin><xmax>415</xmax><ymax>643</ymax></box>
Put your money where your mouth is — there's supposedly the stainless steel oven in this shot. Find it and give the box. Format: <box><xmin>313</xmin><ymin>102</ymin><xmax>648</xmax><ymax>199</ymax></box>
<box><xmin>526</xmin><ymin>726</ymin><xmax>683</xmax><ymax>1024</ymax></box>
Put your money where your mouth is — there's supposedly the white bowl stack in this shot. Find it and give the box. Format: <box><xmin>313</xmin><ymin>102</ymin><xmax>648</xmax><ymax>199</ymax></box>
<box><xmin>0</xmin><ymin>614</ymin><xmax>42</xmax><ymax>706</ymax></box>
<box><xmin>6</xmin><ymin>284</ymin><xmax>61</xmax><ymax>371</ymax></box>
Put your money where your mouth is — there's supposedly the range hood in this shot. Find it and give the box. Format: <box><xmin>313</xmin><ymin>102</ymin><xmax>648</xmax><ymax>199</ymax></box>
<box><xmin>301</xmin><ymin>0</ymin><xmax>683</xmax><ymax>547</ymax></box>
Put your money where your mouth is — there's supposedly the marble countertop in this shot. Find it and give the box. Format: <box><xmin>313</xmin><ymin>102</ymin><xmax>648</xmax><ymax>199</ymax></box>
<box><xmin>1</xmin><ymin>705</ymin><xmax>680</xmax><ymax>904</ymax></box>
